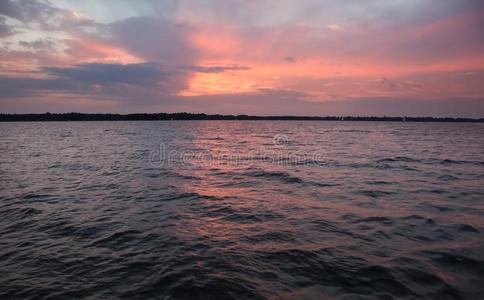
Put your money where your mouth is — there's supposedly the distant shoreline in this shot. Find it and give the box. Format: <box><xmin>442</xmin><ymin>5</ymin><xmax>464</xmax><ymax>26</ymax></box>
<box><xmin>1</xmin><ymin>113</ymin><xmax>483</xmax><ymax>122</ymax></box>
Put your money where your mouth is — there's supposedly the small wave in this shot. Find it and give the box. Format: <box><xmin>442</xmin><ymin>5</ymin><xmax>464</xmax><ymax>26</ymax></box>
<box><xmin>243</xmin><ymin>169</ymin><xmax>337</xmax><ymax>188</ymax></box>
<box><xmin>217</xmin><ymin>180</ymin><xmax>258</xmax><ymax>188</ymax></box>
<box><xmin>426</xmin><ymin>204</ymin><xmax>453</xmax><ymax>212</ymax></box>
<box><xmin>365</xmin><ymin>180</ymin><xmax>394</xmax><ymax>185</ymax></box>
<box><xmin>306</xmin><ymin>181</ymin><xmax>339</xmax><ymax>187</ymax></box>
<box><xmin>244</xmin><ymin>170</ymin><xmax>304</xmax><ymax>184</ymax></box>
<box><xmin>312</xmin><ymin>220</ymin><xmax>373</xmax><ymax>241</ymax></box>
<box><xmin>377</xmin><ymin>156</ymin><xmax>421</xmax><ymax>163</ymax></box>
<box><xmin>422</xmin><ymin>250</ymin><xmax>484</xmax><ymax>278</ymax></box>
<box><xmin>201</xmin><ymin>206</ymin><xmax>238</xmax><ymax>218</ymax></box>
<box><xmin>378</xmin><ymin>157</ymin><xmax>484</xmax><ymax>167</ymax></box>
<box><xmin>354</xmin><ymin>216</ymin><xmax>394</xmax><ymax>225</ymax></box>
<box><xmin>145</xmin><ymin>170</ymin><xmax>200</xmax><ymax>181</ymax></box>
<box><xmin>255</xmin><ymin>249</ymin><xmax>413</xmax><ymax>297</ymax></box>
<box><xmin>0</xmin><ymin>207</ymin><xmax>41</xmax><ymax>220</ymax></box>
<box><xmin>122</xmin><ymin>271</ymin><xmax>262</xmax><ymax>299</ymax></box>
<box><xmin>373</xmin><ymin>163</ymin><xmax>420</xmax><ymax>172</ymax></box>
<box><xmin>242</xmin><ymin>231</ymin><xmax>296</xmax><ymax>243</ymax></box>
<box><xmin>428</xmin><ymin>189</ymin><xmax>449</xmax><ymax>194</ymax></box>
<box><xmin>89</xmin><ymin>229</ymin><xmax>143</xmax><ymax>250</ymax></box>
<box><xmin>223</xmin><ymin>211</ymin><xmax>284</xmax><ymax>223</ymax></box>
<box><xmin>400</xmin><ymin>215</ymin><xmax>427</xmax><ymax>221</ymax></box>
<box><xmin>456</xmin><ymin>224</ymin><xmax>480</xmax><ymax>233</ymax></box>
<box><xmin>21</xmin><ymin>193</ymin><xmax>50</xmax><ymax>200</ymax></box>
<box><xmin>357</xmin><ymin>190</ymin><xmax>397</xmax><ymax>198</ymax></box>
<box><xmin>161</xmin><ymin>192</ymin><xmax>224</xmax><ymax>202</ymax></box>
<box><xmin>438</xmin><ymin>174</ymin><xmax>459</xmax><ymax>181</ymax></box>
<box><xmin>439</xmin><ymin>159</ymin><xmax>484</xmax><ymax>166</ymax></box>
<box><xmin>392</xmin><ymin>261</ymin><xmax>460</xmax><ymax>297</ymax></box>
<box><xmin>200</xmin><ymin>136</ymin><xmax>225</xmax><ymax>141</ymax></box>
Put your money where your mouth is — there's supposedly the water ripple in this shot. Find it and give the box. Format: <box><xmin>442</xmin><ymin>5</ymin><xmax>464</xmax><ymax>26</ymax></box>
<box><xmin>1</xmin><ymin>121</ymin><xmax>483</xmax><ymax>299</ymax></box>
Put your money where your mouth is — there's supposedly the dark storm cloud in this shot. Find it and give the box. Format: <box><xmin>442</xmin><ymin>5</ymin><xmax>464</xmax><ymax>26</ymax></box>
<box><xmin>0</xmin><ymin>62</ymin><xmax>188</xmax><ymax>106</ymax></box>
<box><xmin>42</xmin><ymin>62</ymin><xmax>250</xmax><ymax>85</ymax></box>
<box><xmin>0</xmin><ymin>62</ymin><xmax>252</xmax><ymax>101</ymax></box>
<box><xmin>0</xmin><ymin>76</ymin><xmax>84</xmax><ymax>97</ymax></box>
<box><xmin>0</xmin><ymin>62</ymin><xmax>180</xmax><ymax>99</ymax></box>
<box><xmin>43</xmin><ymin>63</ymin><xmax>175</xmax><ymax>85</ymax></box>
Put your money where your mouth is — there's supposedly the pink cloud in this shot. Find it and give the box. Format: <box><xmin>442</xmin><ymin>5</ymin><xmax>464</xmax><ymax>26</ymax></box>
<box><xmin>0</xmin><ymin>0</ymin><xmax>483</xmax><ymax>116</ymax></box>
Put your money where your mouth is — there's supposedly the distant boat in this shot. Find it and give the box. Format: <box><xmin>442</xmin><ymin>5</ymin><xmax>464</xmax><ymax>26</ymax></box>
<box><xmin>402</xmin><ymin>116</ymin><xmax>406</xmax><ymax>122</ymax></box>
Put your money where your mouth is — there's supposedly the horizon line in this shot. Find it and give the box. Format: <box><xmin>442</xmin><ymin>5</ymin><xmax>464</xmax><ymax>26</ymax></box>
<box><xmin>1</xmin><ymin>112</ymin><xmax>483</xmax><ymax>122</ymax></box>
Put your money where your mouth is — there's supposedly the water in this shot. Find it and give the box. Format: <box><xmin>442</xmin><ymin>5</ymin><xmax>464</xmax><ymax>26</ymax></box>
<box><xmin>0</xmin><ymin>121</ymin><xmax>483</xmax><ymax>299</ymax></box>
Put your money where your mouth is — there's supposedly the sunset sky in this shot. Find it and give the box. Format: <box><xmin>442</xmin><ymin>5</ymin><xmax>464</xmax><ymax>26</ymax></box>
<box><xmin>1</xmin><ymin>0</ymin><xmax>483</xmax><ymax>116</ymax></box>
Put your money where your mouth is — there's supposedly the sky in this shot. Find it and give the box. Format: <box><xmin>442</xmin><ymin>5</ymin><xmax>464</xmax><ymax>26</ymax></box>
<box><xmin>0</xmin><ymin>0</ymin><xmax>483</xmax><ymax>116</ymax></box>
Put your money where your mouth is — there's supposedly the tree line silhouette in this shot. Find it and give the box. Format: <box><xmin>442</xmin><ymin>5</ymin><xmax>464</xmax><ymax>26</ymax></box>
<box><xmin>0</xmin><ymin>112</ymin><xmax>482</xmax><ymax>122</ymax></box>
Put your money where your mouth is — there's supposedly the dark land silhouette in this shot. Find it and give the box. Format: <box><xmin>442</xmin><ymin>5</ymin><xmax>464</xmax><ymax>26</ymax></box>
<box><xmin>0</xmin><ymin>113</ymin><xmax>483</xmax><ymax>122</ymax></box>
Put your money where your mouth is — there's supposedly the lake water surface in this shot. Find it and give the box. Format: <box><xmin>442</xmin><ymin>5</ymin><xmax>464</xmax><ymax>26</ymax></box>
<box><xmin>0</xmin><ymin>121</ymin><xmax>483</xmax><ymax>299</ymax></box>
